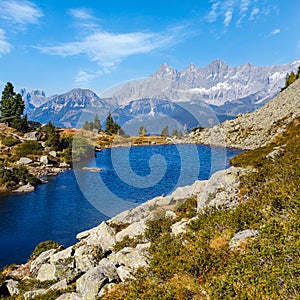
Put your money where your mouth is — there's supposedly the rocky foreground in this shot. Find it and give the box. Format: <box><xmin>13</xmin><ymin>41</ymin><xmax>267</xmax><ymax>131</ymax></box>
<box><xmin>1</xmin><ymin>166</ymin><xmax>251</xmax><ymax>299</ymax></box>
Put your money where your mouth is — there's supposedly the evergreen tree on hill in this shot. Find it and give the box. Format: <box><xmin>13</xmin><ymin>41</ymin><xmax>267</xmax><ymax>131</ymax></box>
<box><xmin>105</xmin><ymin>113</ymin><xmax>120</xmax><ymax>135</ymax></box>
<box><xmin>0</xmin><ymin>82</ymin><xmax>28</xmax><ymax>131</ymax></box>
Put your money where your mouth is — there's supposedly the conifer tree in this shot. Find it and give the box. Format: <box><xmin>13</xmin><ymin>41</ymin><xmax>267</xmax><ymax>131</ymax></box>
<box><xmin>161</xmin><ymin>125</ymin><xmax>169</xmax><ymax>137</ymax></box>
<box><xmin>45</xmin><ymin>122</ymin><xmax>59</xmax><ymax>149</ymax></box>
<box><xmin>138</xmin><ymin>126</ymin><xmax>147</xmax><ymax>137</ymax></box>
<box><xmin>93</xmin><ymin>114</ymin><xmax>101</xmax><ymax>132</ymax></box>
<box><xmin>0</xmin><ymin>82</ymin><xmax>27</xmax><ymax>130</ymax></box>
<box><xmin>105</xmin><ymin>113</ymin><xmax>120</xmax><ymax>135</ymax></box>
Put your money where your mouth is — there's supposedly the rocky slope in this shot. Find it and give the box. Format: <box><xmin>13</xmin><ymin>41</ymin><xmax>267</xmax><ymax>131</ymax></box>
<box><xmin>189</xmin><ymin>78</ymin><xmax>300</xmax><ymax>149</ymax></box>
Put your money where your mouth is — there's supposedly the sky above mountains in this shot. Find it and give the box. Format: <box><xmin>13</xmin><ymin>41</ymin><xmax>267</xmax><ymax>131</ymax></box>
<box><xmin>0</xmin><ymin>0</ymin><xmax>300</xmax><ymax>96</ymax></box>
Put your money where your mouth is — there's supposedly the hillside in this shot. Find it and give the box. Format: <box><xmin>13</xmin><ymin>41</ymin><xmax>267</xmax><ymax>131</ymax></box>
<box><xmin>190</xmin><ymin>78</ymin><xmax>300</xmax><ymax>149</ymax></box>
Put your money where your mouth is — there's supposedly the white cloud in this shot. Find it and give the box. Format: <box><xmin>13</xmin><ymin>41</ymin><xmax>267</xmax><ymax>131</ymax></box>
<box><xmin>249</xmin><ymin>7</ymin><xmax>260</xmax><ymax>20</ymax></box>
<box><xmin>207</xmin><ymin>1</ymin><xmax>220</xmax><ymax>23</ymax></box>
<box><xmin>224</xmin><ymin>9</ymin><xmax>233</xmax><ymax>27</ymax></box>
<box><xmin>75</xmin><ymin>70</ymin><xmax>98</xmax><ymax>84</ymax></box>
<box><xmin>69</xmin><ymin>8</ymin><xmax>96</xmax><ymax>21</ymax></box>
<box><xmin>237</xmin><ymin>0</ymin><xmax>250</xmax><ymax>24</ymax></box>
<box><xmin>270</xmin><ymin>28</ymin><xmax>280</xmax><ymax>36</ymax></box>
<box><xmin>0</xmin><ymin>29</ymin><xmax>12</xmax><ymax>57</ymax></box>
<box><xmin>207</xmin><ymin>0</ymin><xmax>278</xmax><ymax>28</ymax></box>
<box><xmin>0</xmin><ymin>0</ymin><xmax>43</xmax><ymax>25</ymax></box>
<box><xmin>37</xmin><ymin>29</ymin><xmax>177</xmax><ymax>73</ymax></box>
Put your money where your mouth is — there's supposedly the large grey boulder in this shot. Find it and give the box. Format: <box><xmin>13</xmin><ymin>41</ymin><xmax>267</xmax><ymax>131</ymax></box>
<box><xmin>197</xmin><ymin>167</ymin><xmax>248</xmax><ymax>211</ymax></box>
<box><xmin>76</xmin><ymin>266</ymin><xmax>109</xmax><ymax>300</ymax></box>
<box><xmin>17</xmin><ymin>157</ymin><xmax>33</xmax><ymax>165</ymax></box>
<box><xmin>24</xmin><ymin>289</ymin><xmax>48</xmax><ymax>299</ymax></box>
<box><xmin>74</xmin><ymin>244</ymin><xmax>100</xmax><ymax>273</ymax></box>
<box><xmin>50</xmin><ymin>247</ymin><xmax>73</xmax><ymax>264</ymax></box>
<box><xmin>36</xmin><ymin>263</ymin><xmax>57</xmax><ymax>281</ymax></box>
<box><xmin>112</xmin><ymin>247</ymin><xmax>149</xmax><ymax>270</ymax></box>
<box><xmin>56</xmin><ymin>292</ymin><xmax>82</xmax><ymax>300</ymax></box>
<box><xmin>115</xmin><ymin>221</ymin><xmax>147</xmax><ymax>242</ymax></box>
<box><xmin>4</xmin><ymin>279</ymin><xmax>19</xmax><ymax>296</ymax></box>
<box><xmin>49</xmin><ymin>247</ymin><xmax>81</xmax><ymax>283</ymax></box>
<box><xmin>13</xmin><ymin>183</ymin><xmax>35</xmax><ymax>193</ymax></box>
<box><xmin>24</xmin><ymin>132</ymin><xmax>42</xmax><ymax>141</ymax></box>
<box><xmin>40</xmin><ymin>155</ymin><xmax>48</xmax><ymax>165</ymax></box>
<box><xmin>78</xmin><ymin>222</ymin><xmax>116</xmax><ymax>253</ymax></box>
<box><xmin>49</xmin><ymin>278</ymin><xmax>68</xmax><ymax>291</ymax></box>
<box><xmin>30</xmin><ymin>248</ymin><xmax>57</xmax><ymax>276</ymax></box>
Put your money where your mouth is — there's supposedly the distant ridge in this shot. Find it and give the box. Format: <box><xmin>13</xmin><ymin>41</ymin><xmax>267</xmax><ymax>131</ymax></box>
<box><xmin>23</xmin><ymin>59</ymin><xmax>300</xmax><ymax>128</ymax></box>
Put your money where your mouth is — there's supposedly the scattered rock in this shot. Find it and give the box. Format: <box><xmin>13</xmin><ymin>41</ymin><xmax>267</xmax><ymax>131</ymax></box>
<box><xmin>115</xmin><ymin>221</ymin><xmax>146</xmax><ymax>242</ymax></box>
<box><xmin>165</xmin><ymin>210</ymin><xmax>177</xmax><ymax>219</ymax></box>
<box><xmin>80</xmin><ymin>222</ymin><xmax>116</xmax><ymax>253</ymax></box>
<box><xmin>4</xmin><ymin>279</ymin><xmax>19</xmax><ymax>296</ymax></box>
<box><xmin>229</xmin><ymin>229</ymin><xmax>260</xmax><ymax>249</ymax></box>
<box><xmin>76</xmin><ymin>266</ymin><xmax>108</xmax><ymax>300</ymax></box>
<box><xmin>49</xmin><ymin>278</ymin><xmax>68</xmax><ymax>291</ymax></box>
<box><xmin>56</xmin><ymin>293</ymin><xmax>84</xmax><ymax>300</ymax></box>
<box><xmin>55</xmin><ymin>292</ymin><xmax>83</xmax><ymax>300</ymax></box>
<box><xmin>24</xmin><ymin>132</ymin><xmax>42</xmax><ymax>141</ymax></box>
<box><xmin>24</xmin><ymin>289</ymin><xmax>48</xmax><ymax>299</ymax></box>
<box><xmin>36</xmin><ymin>263</ymin><xmax>57</xmax><ymax>281</ymax></box>
<box><xmin>40</xmin><ymin>155</ymin><xmax>48</xmax><ymax>165</ymax></box>
<box><xmin>197</xmin><ymin>167</ymin><xmax>248</xmax><ymax>211</ymax></box>
<box><xmin>13</xmin><ymin>183</ymin><xmax>35</xmax><ymax>193</ymax></box>
<box><xmin>49</xmin><ymin>150</ymin><xmax>57</xmax><ymax>157</ymax></box>
<box><xmin>171</xmin><ymin>219</ymin><xmax>189</xmax><ymax>236</ymax></box>
<box><xmin>30</xmin><ymin>248</ymin><xmax>57</xmax><ymax>276</ymax></box>
<box><xmin>59</xmin><ymin>161</ymin><xmax>70</xmax><ymax>168</ymax></box>
<box><xmin>17</xmin><ymin>157</ymin><xmax>33</xmax><ymax>165</ymax></box>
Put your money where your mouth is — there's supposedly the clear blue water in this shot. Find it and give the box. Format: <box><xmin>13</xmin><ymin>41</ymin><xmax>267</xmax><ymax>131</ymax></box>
<box><xmin>0</xmin><ymin>144</ymin><xmax>241</xmax><ymax>268</ymax></box>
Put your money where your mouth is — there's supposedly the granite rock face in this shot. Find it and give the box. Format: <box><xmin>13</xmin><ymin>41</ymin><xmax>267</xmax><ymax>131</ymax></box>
<box><xmin>197</xmin><ymin>167</ymin><xmax>248</xmax><ymax>211</ymax></box>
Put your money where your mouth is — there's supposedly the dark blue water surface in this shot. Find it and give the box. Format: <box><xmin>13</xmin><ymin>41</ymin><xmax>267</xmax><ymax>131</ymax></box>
<box><xmin>0</xmin><ymin>144</ymin><xmax>241</xmax><ymax>268</ymax></box>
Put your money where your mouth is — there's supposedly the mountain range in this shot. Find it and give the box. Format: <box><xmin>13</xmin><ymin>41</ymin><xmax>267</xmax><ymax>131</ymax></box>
<box><xmin>23</xmin><ymin>59</ymin><xmax>300</xmax><ymax>132</ymax></box>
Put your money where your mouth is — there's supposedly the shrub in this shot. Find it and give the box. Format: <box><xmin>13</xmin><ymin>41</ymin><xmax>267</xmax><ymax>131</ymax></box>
<box><xmin>14</xmin><ymin>140</ymin><xmax>43</xmax><ymax>158</ymax></box>
<box><xmin>1</xmin><ymin>136</ymin><xmax>20</xmax><ymax>147</ymax></box>
<box><xmin>30</xmin><ymin>240</ymin><xmax>62</xmax><ymax>260</ymax></box>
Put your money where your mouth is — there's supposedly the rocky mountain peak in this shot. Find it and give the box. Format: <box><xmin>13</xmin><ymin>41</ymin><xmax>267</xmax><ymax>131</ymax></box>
<box><xmin>154</xmin><ymin>62</ymin><xmax>178</xmax><ymax>79</ymax></box>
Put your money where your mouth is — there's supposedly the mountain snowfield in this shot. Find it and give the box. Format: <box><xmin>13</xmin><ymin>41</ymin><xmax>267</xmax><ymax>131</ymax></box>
<box><xmin>23</xmin><ymin>59</ymin><xmax>300</xmax><ymax>128</ymax></box>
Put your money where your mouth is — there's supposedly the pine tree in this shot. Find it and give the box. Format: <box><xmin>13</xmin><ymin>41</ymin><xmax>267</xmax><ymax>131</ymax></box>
<box><xmin>83</xmin><ymin>121</ymin><xmax>91</xmax><ymax>131</ymax></box>
<box><xmin>45</xmin><ymin>122</ymin><xmax>59</xmax><ymax>149</ymax></box>
<box><xmin>0</xmin><ymin>82</ymin><xmax>27</xmax><ymax>129</ymax></box>
<box><xmin>139</xmin><ymin>126</ymin><xmax>147</xmax><ymax>137</ymax></box>
<box><xmin>172</xmin><ymin>129</ymin><xmax>178</xmax><ymax>137</ymax></box>
<box><xmin>105</xmin><ymin>113</ymin><xmax>120</xmax><ymax>135</ymax></box>
<box><xmin>161</xmin><ymin>126</ymin><xmax>169</xmax><ymax>137</ymax></box>
<box><xmin>93</xmin><ymin>114</ymin><xmax>101</xmax><ymax>132</ymax></box>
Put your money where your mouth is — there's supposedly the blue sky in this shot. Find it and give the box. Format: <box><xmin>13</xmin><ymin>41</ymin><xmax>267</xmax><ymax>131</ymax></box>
<box><xmin>0</xmin><ymin>0</ymin><xmax>300</xmax><ymax>96</ymax></box>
